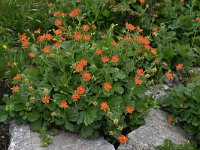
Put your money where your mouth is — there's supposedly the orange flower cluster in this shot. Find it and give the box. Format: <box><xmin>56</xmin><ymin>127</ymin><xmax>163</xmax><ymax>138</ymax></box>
<box><xmin>100</xmin><ymin>102</ymin><xmax>109</xmax><ymax>112</ymax></box>
<box><xmin>41</xmin><ymin>45</ymin><xmax>50</xmax><ymax>53</ymax></box>
<box><xmin>196</xmin><ymin>17</ymin><xmax>200</xmax><ymax>21</ymax></box>
<box><xmin>12</xmin><ymin>85</ymin><xmax>19</xmax><ymax>93</ymax></box>
<box><xmin>167</xmin><ymin>117</ymin><xmax>173</xmax><ymax>123</ymax></box>
<box><xmin>42</xmin><ymin>96</ymin><xmax>51</xmax><ymax>103</ymax></box>
<box><xmin>102</xmin><ymin>55</ymin><xmax>109</xmax><ymax>63</ymax></box>
<box><xmin>111</xmin><ymin>56</ymin><xmax>119</xmax><ymax>63</ymax></box>
<box><xmin>126</xmin><ymin>106</ymin><xmax>135</xmax><ymax>114</ymax></box>
<box><xmin>19</xmin><ymin>33</ymin><xmax>29</xmax><ymax>47</ymax></box>
<box><xmin>136</xmin><ymin>36</ymin><xmax>151</xmax><ymax>50</ymax></box>
<box><xmin>54</xmin><ymin>11</ymin><xmax>66</xmax><ymax>17</ymax></box>
<box><xmin>13</xmin><ymin>74</ymin><xmax>24</xmax><ymax>80</ymax></box>
<box><xmin>104</xmin><ymin>82</ymin><xmax>112</xmax><ymax>91</ymax></box>
<box><xmin>139</xmin><ymin>0</ymin><xmax>145</xmax><ymax>3</ymax></box>
<box><xmin>37</xmin><ymin>33</ymin><xmax>53</xmax><ymax>42</ymax></box>
<box><xmin>82</xmin><ymin>71</ymin><xmax>91</xmax><ymax>81</ymax></box>
<box><xmin>59</xmin><ymin>101</ymin><xmax>68</xmax><ymax>109</ymax></box>
<box><xmin>82</xmin><ymin>24</ymin><xmax>90</xmax><ymax>32</ymax></box>
<box><xmin>55</xmin><ymin>19</ymin><xmax>62</xmax><ymax>26</ymax></box>
<box><xmin>28</xmin><ymin>52</ymin><xmax>36</xmax><ymax>58</ymax></box>
<box><xmin>134</xmin><ymin>76</ymin><xmax>143</xmax><ymax>85</ymax></box>
<box><xmin>176</xmin><ymin>64</ymin><xmax>183</xmax><ymax>70</ymax></box>
<box><xmin>71</xmin><ymin>85</ymin><xmax>86</xmax><ymax>102</ymax></box>
<box><xmin>73</xmin><ymin>32</ymin><xmax>82</xmax><ymax>40</ymax></box>
<box><xmin>74</xmin><ymin>59</ymin><xmax>88</xmax><ymax>72</ymax></box>
<box><xmin>125</xmin><ymin>22</ymin><xmax>135</xmax><ymax>31</ymax></box>
<box><xmin>165</xmin><ymin>72</ymin><xmax>173</xmax><ymax>80</ymax></box>
<box><xmin>118</xmin><ymin>135</ymin><xmax>128</xmax><ymax>144</ymax></box>
<box><xmin>95</xmin><ymin>49</ymin><xmax>103</xmax><ymax>55</ymax></box>
<box><xmin>69</xmin><ymin>8</ymin><xmax>81</xmax><ymax>17</ymax></box>
<box><xmin>136</xmin><ymin>68</ymin><xmax>144</xmax><ymax>76</ymax></box>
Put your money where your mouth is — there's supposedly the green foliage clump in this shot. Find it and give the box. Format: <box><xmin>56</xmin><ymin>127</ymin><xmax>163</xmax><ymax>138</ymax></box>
<box><xmin>156</xmin><ymin>139</ymin><xmax>198</xmax><ymax>150</ymax></box>
<box><xmin>159</xmin><ymin>79</ymin><xmax>200</xmax><ymax>144</ymax></box>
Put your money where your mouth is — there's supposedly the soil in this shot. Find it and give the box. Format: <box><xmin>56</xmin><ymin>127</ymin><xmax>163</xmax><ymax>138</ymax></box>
<box><xmin>0</xmin><ymin>81</ymin><xmax>11</xmax><ymax>150</ymax></box>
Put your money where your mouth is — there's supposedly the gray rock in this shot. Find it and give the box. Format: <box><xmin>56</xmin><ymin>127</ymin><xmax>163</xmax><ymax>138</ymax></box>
<box><xmin>118</xmin><ymin>109</ymin><xmax>191</xmax><ymax>150</ymax></box>
<box><xmin>145</xmin><ymin>84</ymin><xmax>170</xmax><ymax>100</ymax></box>
<box><xmin>8</xmin><ymin>122</ymin><xmax>115</xmax><ymax>150</ymax></box>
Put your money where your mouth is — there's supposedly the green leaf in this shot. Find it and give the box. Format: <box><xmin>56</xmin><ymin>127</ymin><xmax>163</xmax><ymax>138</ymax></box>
<box><xmin>67</xmin><ymin>108</ymin><xmax>79</xmax><ymax>122</ymax></box>
<box><xmin>64</xmin><ymin>120</ymin><xmax>73</xmax><ymax>132</ymax></box>
<box><xmin>0</xmin><ymin>112</ymin><xmax>8</xmax><ymax>122</ymax></box>
<box><xmin>80</xmin><ymin>125</ymin><xmax>94</xmax><ymax>138</ymax></box>
<box><xmin>28</xmin><ymin>111</ymin><xmax>40</xmax><ymax>122</ymax></box>
<box><xmin>113</xmin><ymin>83</ymin><xmax>124</xmax><ymax>94</ymax></box>
<box><xmin>30</xmin><ymin>120</ymin><xmax>42</xmax><ymax>131</ymax></box>
<box><xmin>83</xmin><ymin>107</ymin><xmax>97</xmax><ymax>126</ymax></box>
<box><xmin>113</xmin><ymin>70</ymin><xmax>126</xmax><ymax>80</ymax></box>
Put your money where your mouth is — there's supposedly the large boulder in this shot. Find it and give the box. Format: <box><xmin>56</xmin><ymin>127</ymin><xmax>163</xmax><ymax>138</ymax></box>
<box><xmin>118</xmin><ymin>109</ymin><xmax>191</xmax><ymax>150</ymax></box>
<box><xmin>8</xmin><ymin>122</ymin><xmax>115</xmax><ymax>150</ymax></box>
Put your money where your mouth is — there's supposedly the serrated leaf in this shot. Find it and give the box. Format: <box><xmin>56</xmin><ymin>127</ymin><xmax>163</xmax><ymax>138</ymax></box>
<box><xmin>0</xmin><ymin>112</ymin><xmax>8</xmax><ymax>122</ymax></box>
<box><xmin>80</xmin><ymin>125</ymin><xmax>94</xmax><ymax>138</ymax></box>
<box><xmin>28</xmin><ymin>111</ymin><xmax>40</xmax><ymax>122</ymax></box>
<box><xmin>83</xmin><ymin>107</ymin><xmax>97</xmax><ymax>126</ymax></box>
<box><xmin>65</xmin><ymin>120</ymin><xmax>73</xmax><ymax>132</ymax></box>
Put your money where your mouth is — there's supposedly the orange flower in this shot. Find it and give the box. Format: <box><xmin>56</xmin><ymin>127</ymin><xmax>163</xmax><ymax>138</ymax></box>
<box><xmin>196</xmin><ymin>17</ymin><xmax>200</xmax><ymax>21</ymax></box>
<box><xmin>153</xmin><ymin>26</ymin><xmax>158</xmax><ymax>31</ymax></box>
<box><xmin>69</xmin><ymin>8</ymin><xmax>81</xmax><ymax>17</ymax></box>
<box><xmin>60</xmin><ymin>13</ymin><xmax>66</xmax><ymax>17</ymax></box>
<box><xmin>54</xmin><ymin>11</ymin><xmax>60</xmax><ymax>16</ymax></box>
<box><xmin>83</xmin><ymin>34</ymin><xmax>90</xmax><ymax>41</ymax></box>
<box><xmin>54</xmin><ymin>42</ymin><xmax>60</xmax><ymax>48</ymax></box>
<box><xmin>74</xmin><ymin>63</ymin><xmax>84</xmax><ymax>72</ymax></box>
<box><xmin>55</xmin><ymin>19</ymin><xmax>62</xmax><ymax>26</ymax></box>
<box><xmin>42</xmin><ymin>96</ymin><xmax>50</xmax><ymax>104</ymax></box>
<box><xmin>156</xmin><ymin>59</ymin><xmax>160</xmax><ymax>63</ymax></box>
<box><xmin>48</xmin><ymin>2</ymin><xmax>53</xmax><ymax>7</ymax></box>
<box><xmin>79</xmin><ymin>59</ymin><xmax>88</xmax><ymax>66</ymax></box>
<box><xmin>111</xmin><ymin>41</ymin><xmax>119</xmax><ymax>46</ymax></box>
<box><xmin>153</xmin><ymin>13</ymin><xmax>158</xmax><ymax>17</ymax></box>
<box><xmin>34</xmin><ymin>28</ymin><xmax>41</xmax><ymax>34</ymax></box>
<box><xmin>136</xmin><ymin>26</ymin><xmax>143</xmax><ymax>33</ymax></box>
<box><xmin>73</xmin><ymin>32</ymin><xmax>82</xmax><ymax>40</ymax></box>
<box><xmin>104</xmin><ymin>82</ymin><xmax>112</xmax><ymax>91</ymax></box>
<box><xmin>151</xmin><ymin>49</ymin><xmax>157</xmax><ymax>55</ymax></box>
<box><xmin>76</xmin><ymin>85</ymin><xmax>86</xmax><ymax>95</ymax></box>
<box><xmin>54</xmin><ymin>29</ymin><xmax>62</xmax><ymax>36</ymax></box>
<box><xmin>12</xmin><ymin>85</ymin><xmax>19</xmax><ymax>93</ymax></box>
<box><xmin>176</xmin><ymin>64</ymin><xmax>183</xmax><ymax>71</ymax></box>
<box><xmin>28</xmin><ymin>52</ymin><xmax>36</xmax><ymax>58</ymax></box>
<box><xmin>165</xmin><ymin>72</ymin><xmax>173</xmax><ymax>80</ymax></box>
<box><xmin>125</xmin><ymin>22</ymin><xmax>135</xmax><ymax>31</ymax></box>
<box><xmin>126</xmin><ymin>106</ymin><xmax>135</xmax><ymax>114</ymax></box>
<box><xmin>13</xmin><ymin>74</ymin><xmax>24</xmax><ymax>80</ymax></box>
<box><xmin>71</xmin><ymin>93</ymin><xmax>80</xmax><ymax>102</ymax></box>
<box><xmin>37</xmin><ymin>35</ymin><xmax>46</xmax><ymax>42</ymax></box>
<box><xmin>19</xmin><ymin>33</ymin><xmax>27</xmax><ymax>41</ymax></box>
<box><xmin>124</xmin><ymin>36</ymin><xmax>132</xmax><ymax>42</ymax></box>
<box><xmin>21</xmin><ymin>39</ymin><xmax>29</xmax><ymax>47</ymax></box>
<box><xmin>118</xmin><ymin>135</ymin><xmax>128</xmax><ymax>144</ymax></box>
<box><xmin>136</xmin><ymin>68</ymin><xmax>144</xmax><ymax>76</ymax></box>
<box><xmin>41</xmin><ymin>45</ymin><xmax>50</xmax><ymax>53</ymax></box>
<box><xmin>111</xmin><ymin>56</ymin><xmax>119</xmax><ymax>63</ymax></box>
<box><xmin>95</xmin><ymin>49</ymin><xmax>103</xmax><ymax>55</ymax></box>
<box><xmin>82</xmin><ymin>24</ymin><xmax>90</xmax><ymax>32</ymax></box>
<box><xmin>82</xmin><ymin>71</ymin><xmax>91</xmax><ymax>81</ymax></box>
<box><xmin>100</xmin><ymin>102</ymin><xmax>109</xmax><ymax>112</ymax></box>
<box><xmin>134</xmin><ymin>76</ymin><xmax>143</xmax><ymax>85</ymax></box>
<box><xmin>59</xmin><ymin>101</ymin><xmax>68</xmax><ymax>109</ymax></box>
<box><xmin>102</xmin><ymin>55</ymin><xmax>109</xmax><ymax>63</ymax></box>
<box><xmin>138</xmin><ymin>48</ymin><xmax>142</xmax><ymax>53</ymax></box>
<box><xmin>167</xmin><ymin>117</ymin><xmax>173</xmax><ymax>124</ymax></box>
<box><xmin>44</xmin><ymin>33</ymin><xmax>53</xmax><ymax>40</ymax></box>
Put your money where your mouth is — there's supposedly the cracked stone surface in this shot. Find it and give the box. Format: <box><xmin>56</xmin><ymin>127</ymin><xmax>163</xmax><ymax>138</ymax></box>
<box><xmin>8</xmin><ymin>122</ymin><xmax>115</xmax><ymax>150</ymax></box>
<box><xmin>118</xmin><ymin>109</ymin><xmax>191</xmax><ymax>150</ymax></box>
